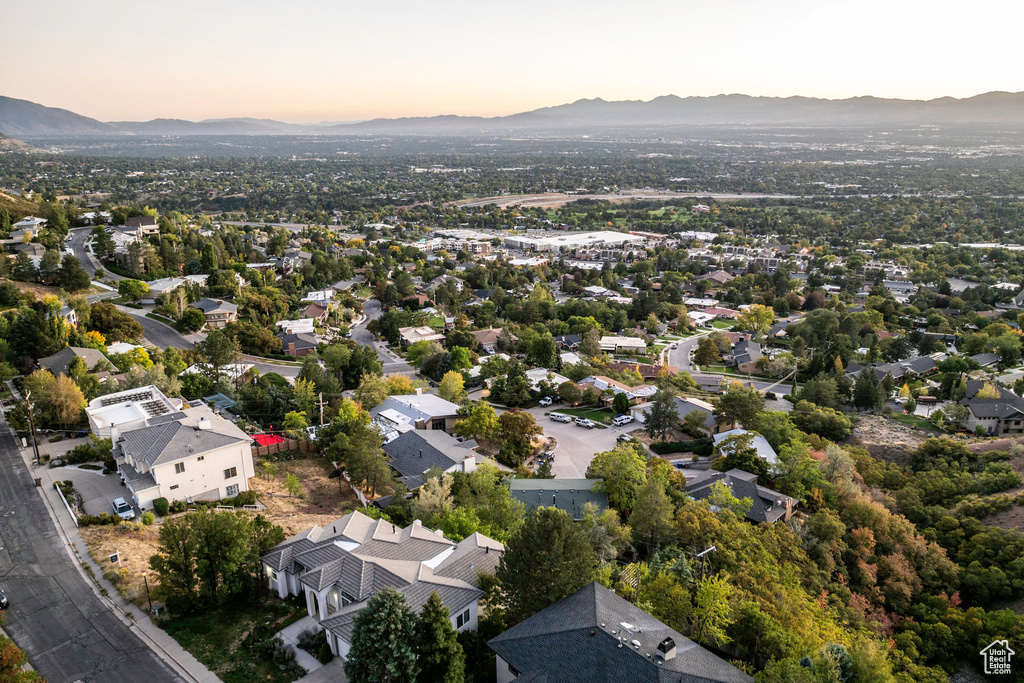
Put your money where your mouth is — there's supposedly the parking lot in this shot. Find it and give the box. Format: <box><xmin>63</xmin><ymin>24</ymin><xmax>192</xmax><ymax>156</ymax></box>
<box><xmin>522</xmin><ymin>405</ymin><xmax>643</xmax><ymax>478</ymax></box>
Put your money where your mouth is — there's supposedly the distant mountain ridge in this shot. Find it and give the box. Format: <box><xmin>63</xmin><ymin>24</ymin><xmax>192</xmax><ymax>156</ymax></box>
<box><xmin>5</xmin><ymin>91</ymin><xmax>1024</xmax><ymax>137</ymax></box>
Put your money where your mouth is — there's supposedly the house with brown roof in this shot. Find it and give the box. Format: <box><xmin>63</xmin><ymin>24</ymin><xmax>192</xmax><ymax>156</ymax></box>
<box><xmin>300</xmin><ymin>302</ymin><xmax>329</xmax><ymax>324</ymax></box>
<box><xmin>472</xmin><ymin>327</ymin><xmax>515</xmax><ymax>354</ymax></box>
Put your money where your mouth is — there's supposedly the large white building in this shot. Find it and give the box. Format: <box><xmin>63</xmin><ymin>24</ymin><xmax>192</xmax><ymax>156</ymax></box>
<box><xmin>501</xmin><ymin>230</ymin><xmax>644</xmax><ymax>253</ymax></box>
<box><xmin>85</xmin><ymin>385</ymin><xmax>184</xmax><ymax>438</ymax></box>
<box><xmin>114</xmin><ymin>405</ymin><xmax>255</xmax><ymax>511</ymax></box>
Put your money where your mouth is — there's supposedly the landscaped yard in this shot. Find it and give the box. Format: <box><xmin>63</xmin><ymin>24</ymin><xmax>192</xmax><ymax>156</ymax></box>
<box><xmin>558</xmin><ymin>406</ymin><xmax>614</xmax><ymax>426</ymax></box>
<box><xmin>160</xmin><ymin>599</ymin><xmax>308</xmax><ymax>683</ymax></box>
<box><xmin>889</xmin><ymin>413</ymin><xmax>940</xmax><ymax>432</ymax></box>
<box><xmin>711</xmin><ymin>320</ymin><xmax>734</xmax><ymax>329</ymax></box>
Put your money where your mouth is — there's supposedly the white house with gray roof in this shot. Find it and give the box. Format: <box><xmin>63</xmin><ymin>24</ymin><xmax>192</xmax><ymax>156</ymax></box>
<box><xmin>261</xmin><ymin>510</ymin><xmax>503</xmax><ymax>660</ymax></box>
<box><xmin>369</xmin><ymin>389</ymin><xmax>461</xmax><ymax>439</ymax></box>
<box><xmin>114</xmin><ymin>405</ymin><xmax>254</xmax><ymax>511</ymax></box>
<box><xmin>190</xmin><ymin>298</ymin><xmax>238</xmax><ymax>328</ymax></box>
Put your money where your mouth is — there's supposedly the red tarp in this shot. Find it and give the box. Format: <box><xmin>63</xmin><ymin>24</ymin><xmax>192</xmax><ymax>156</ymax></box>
<box><xmin>252</xmin><ymin>434</ymin><xmax>285</xmax><ymax>447</ymax></box>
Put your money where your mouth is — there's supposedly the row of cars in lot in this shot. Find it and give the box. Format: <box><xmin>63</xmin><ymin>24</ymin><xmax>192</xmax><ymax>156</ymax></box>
<box><xmin>549</xmin><ymin>412</ymin><xmax>635</xmax><ymax>429</ymax></box>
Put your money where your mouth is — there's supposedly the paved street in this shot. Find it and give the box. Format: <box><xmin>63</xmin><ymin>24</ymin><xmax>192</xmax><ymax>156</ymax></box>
<box><xmin>0</xmin><ymin>428</ymin><xmax>182</xmax><ymax>683</ymax></box>
<box><xmin>354</xmin><ymin>300</ymin><xmax>416</xmax><ymax>377</ymax></box>
<box><xmin>66</xmin><ymin>227</ymin><xmax>123</xmax><ymax>281</ymax></box>
<box><xmin>113</xmin><ymin>305</ymin><xmax>203</xmax><ymax>350</ymax></box>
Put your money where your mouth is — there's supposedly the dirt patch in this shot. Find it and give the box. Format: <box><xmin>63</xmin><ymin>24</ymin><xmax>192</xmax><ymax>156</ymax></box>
<box><xmin>0</xmin><ymin>278</ymin><xmax>64</xmax><ymax>301</ymax></box>
<box><xmin>985</xmin><ymin>504</ymin><xmax>1024</xmax><ymax>530</ymax></box>
<box><xmin>249</xmin><ymin>456</ymin><xmax>362</xmax><ymax>537</ymax></box>
<box><xmin>79</xmin><ymin>522</ymin><xmax>161</xmax><ymax>609</ymax></box>
<box><xmin>849</xmin><ymin>415</ymin><xmax>934</xmax><ymax>464</ymax></box>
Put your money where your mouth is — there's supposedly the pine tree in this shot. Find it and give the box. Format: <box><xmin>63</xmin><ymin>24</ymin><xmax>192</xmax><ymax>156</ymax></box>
<box><xmin>414</xmin><ymin>592</ymin><xmax>465</xmax><ymax>683</ymax></box>
<box><xmin>344</xmin><ymin>587</ymin><xmax>418</xmax><ymax>683</ymax></box>
<box><xmin>645</xmin><ymin>390</ymin><xmax>679</xmax><ymax>442</ymax></box>
<box><xmin>852</xmin><ymin>369</ymin><xmax>883</xmax><ymax>410</ymax></box>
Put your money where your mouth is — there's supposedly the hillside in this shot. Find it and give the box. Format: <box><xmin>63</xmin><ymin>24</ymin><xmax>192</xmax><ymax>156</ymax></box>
<box><xmin>0</xmin><ymin>133</ymin><xmax>37</xmax><ymax>152</ymax></box>
<box><xmin>0</xmin><ymin>189</ymin><xmax>38</xmax><ymax>219</ymax></box>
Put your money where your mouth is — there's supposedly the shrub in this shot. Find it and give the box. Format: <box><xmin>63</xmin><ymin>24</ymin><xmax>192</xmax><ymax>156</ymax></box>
<box><xmin>649</xmin><ymin>439</ymin><xmax>714</xmax><ymax>456</ymax></box>
<box><xmin>141</xmin><ymin>511</ymin><xmax>155</xmax><ymax>525</ymax></box>
<box><xmin>233</xmin><ymin>490</ymin><xmax>257</xmax><ymax>506</ymax></box>
<box><xmin>152</xmin><ymin>497</ymin><xmax>170</xmax><ymax>516</ymax></box>
<box><xmin>169</xmin><ymin>500</ymin><xmax>187</xmax><ymax>514</ymax></box>
<box><xmin>78</xmin><ymin>512</ymin><xmax>121</xmax><ymax>527</ymax></box>
<box><xmin>103</xmin><ymin>458</ymin><xmax>116</xmax><ymax>472</ymax></box>
<box><xmin>64</xmin><ymin>437</ymin><xmax>114</xmax><ymax>465</ymax></box>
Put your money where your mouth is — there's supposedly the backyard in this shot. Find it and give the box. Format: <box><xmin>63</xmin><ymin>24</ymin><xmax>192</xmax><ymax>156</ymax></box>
<box><xmin>557</xmin><ymin>406</ymin><xmax>615</xmax><ymax>426</ymax></box>
<box><xmin>250</xmin><ymin>455</ymin><xmax>364</xmax><ymax>536</ymax></box>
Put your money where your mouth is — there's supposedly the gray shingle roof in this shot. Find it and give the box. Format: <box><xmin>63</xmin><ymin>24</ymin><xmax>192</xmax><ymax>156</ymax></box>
<box><xmin>509</xmin><ymin>479</ymin><xmax>607</xmax><ymax>520</ymax></box>
<box><xmin>685</xmin><ymin>469</ymin><xmax>793</xmax><ymax>524</ymax></box>
<box><xmin>488</xmin><ymin>582</ymin><xmax>752</xmax><ymax>683</ymax></box>
<box><xmin>370</xmin><ymin>394</ymin><xmax>460</xmax><ymax>425</ymax></box>
<box><xmin>119</xmin><ymin>416</ymin><xmax>250</xmax><ymax>468</ymax></box>
<box><xmin>960</xmin><ymin>379</ymin><xmax>1024</xmax><ymax>419</ymax></box>
<box><xmin>38</xmin><ymin>346</ymin><xmax>108</xmax><ymax>376</ymax></box>
<box><xmin>382</xmin><ymin>430</ymin><xmax>473</xmax><ymax>479</ymax></box>
<box><xmin>192</xmin><ymin>298</ymin><xmax>237</xmax><ymax>314</ymax></box>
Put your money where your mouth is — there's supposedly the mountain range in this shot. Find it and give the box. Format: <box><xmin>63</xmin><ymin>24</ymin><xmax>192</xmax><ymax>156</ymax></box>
<box><xmin>4</xmin><ymin>92</ymin><xmax>1024</xmax><ymax>138</ymax></box>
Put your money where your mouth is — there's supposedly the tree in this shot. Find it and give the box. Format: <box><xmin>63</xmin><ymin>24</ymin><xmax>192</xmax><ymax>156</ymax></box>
<box><xmin>496</xmin><ymin>507</ymin><xmax>598</xmax><ymax>625</ymax></box>
<box><xmin>89</xmin><ymin>302</ymin><xmax>143</xmax><ymax>342</ymax></box>
<box><xmin>681</xmin><ymin>409</ymin><xmax>708</xmax><ymax>437</ymax></box>
<box><xmin>791</xmin><ymin>401</ymin><xmax>852</xmax><ymax>442</ymax></box>
<box><xmin>57</xmin><ymin>255</ymin><xmax>91</xmax><ymax>291</ymax></box>
<box><xmin>711</xmin><ymin>432</ymin><xmax>769</xmax><ymax>481</ymax></box>
<box><xmin>692</xmin><ymin>575</ymin><xmax>734</xmax><ymax>647</ymax></box>
<box><xmin>453</xmin><ymin>401</ymin><xmax>499</xmax><ymax>440</ymax></box>
<box><xmin>0</xmin><ymin>632</ymin><xmax>46</xmax><ymax>682</ymax></box>
<box><xmin>118</xmin><ymin>279</ymin><xmax>150</xmax><ymax>302</ymax></box>
<box><xmin>50</xmin><ymin>374</ymin><xmax>86</xmax><ymax>427</ymax></box>
<box><xmin>494</xmin><ymin>360</ymin><xmax>532</xmax><ymax>407</ymax></box>
<box><xmin>852</xmin><ymin>369</ymin><xmax>884</xmax><ymax>410</ymax></box>
<box><xmin>282</xmin><ymin>411</ymin><xmax>309</xmax><ymax>438</ymax></box>
<box><xmin>737</xmin><ymin>303</ymin><xmax>774</xmax><ymax>338</ymax></box>
<box><xmin>715</xmin><ymin>382</ymin><xmax>765</xmax><ymax>427</ymax></box>
<box><xmin>585</xmin><ymin>444</ymin><xmax>648</xmax><ymax>512</ymax></box>
<box><xmin>612</xmin><ymin>391</ymin><xmax>631</xmax><ymax>415</ymax></box>
<box><xmin>557</xmin><ymin>380</ymin><xmax>582</xmax><ymax>406</ymax></box>
<box><xmin>799</xmin><ymin>374</ymin><xmax>840</xmax><ymax>409</ymax></box>
<box><xmin>438</xmin><ymin>371</ymin><xmax>466</xmax><ymax>403</ymax></box>
<box><xmin>498</xmin><ymin>409</ymin><xmax>542</xmax><ymax>467</ymax></box>
<box><xmin>631</xmin><ymin>478</ymin><xmax>674</xmax><ymax>554</ymax></box>
<box><xmin>579</xmin><ymin>327</ymin><xmax>602</xmax><ymax>357</ymax></box>
<box><xmin>414</xmin><ymin>592</ymin><xmax>465</xmax><ymax>683</ymax></box>
<box><xmin>196</xmin><ymin>328</ymin><xmax>240</xmax><ymax>383</ymax></box>
<box><xmin>344</xmin><ymin>587</ymin><xmax>418</xmax><ymax>683</ymax></box>
<box><xmin>179</xmin><ymin>307</ymin><xmax>206</xmax><ymax>331</ymax></box>
<box><xmin>645</xmin><ymin>390</ymin><xmax>680</xmax><ymax>442</ymax></box>
<box><xmin>694</xmin><ymin>336</ymin><xmax>722</xmax><ymax>366</ymax></box>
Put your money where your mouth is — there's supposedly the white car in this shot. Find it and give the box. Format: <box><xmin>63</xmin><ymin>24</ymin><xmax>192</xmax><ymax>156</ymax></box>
<box><xmin>538</xmin><ymin>396</ymin><xmax>553</xmax><ymax>407</ymax></box>
<box><xmin>549</xmin><ymin>412</ymin><xmax>572</xmax><ymax>423</ymax></box>
<box><xmin>112</xmin><ymin>497</ymin><xmax>135</xmax><ymax>521</ymax></box>
<box><xmin>612</xmin><ymin>414</ymin><xmax>634</xmax><ymax>426</ymax></box>
<box><xmin>574</xmin><ymin>417</ymin><xmax>596</xmax><ymax>429</ymax></box>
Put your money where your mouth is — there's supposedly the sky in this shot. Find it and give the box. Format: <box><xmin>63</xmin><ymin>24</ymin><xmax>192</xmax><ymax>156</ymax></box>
<box><xmin>4</xmin><ymin>0</ymin><xmax>1022</xmax><ymax>123</ymax></box>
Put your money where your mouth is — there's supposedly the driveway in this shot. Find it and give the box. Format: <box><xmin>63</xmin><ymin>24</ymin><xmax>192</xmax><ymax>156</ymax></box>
<box><xmin>521</xmin><ymin>405</ymin><xmax>640</xmax><ymax>479</ymax></box>
<box><xmin>44</xmin><ymin>466</ymin><xmax>128</xmax><ymax>516</ymax></box>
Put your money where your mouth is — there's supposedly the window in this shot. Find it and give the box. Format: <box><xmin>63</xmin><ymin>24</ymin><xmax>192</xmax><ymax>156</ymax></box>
<box><xmin>431</xmin><ymin>419</ymin><xmax>446</xmax><ymax>431</ymax></box>
<box><xmin>224</xmin><ymin>467</ymin><xmax>237</xmax><ymax>479</ymax></box>
<box><xmin>327</xmin><ymin>590</ymin><xmax>339</xmax><ymax>615</ymax></box>
<box><xmin>169</xmin><ymin>485</ymin><xmax>179</xmax><ymax>490</ymax></box>
<box><xmin>175</xmin><ymin>463</ymin><xmax>185</xmax><ymax>474</ymax></box>
<box><xmin>268</xmin><ymin>568</ymin><xmax>277</xmax><ymax>581</ymax></box>
<box><xmin>226</xmin><ymin>484</ymin><xmax>240</xmax><ymax>497</ymax></box>
<box><xmin>456</xmin><ymin>608</ymin><xmax>471</xmax><ymax>629</ymax></box>
<box><xmin>197</xmin><ymin>456</ymin><xmax>204</xmax><ymax>461</ymax></box>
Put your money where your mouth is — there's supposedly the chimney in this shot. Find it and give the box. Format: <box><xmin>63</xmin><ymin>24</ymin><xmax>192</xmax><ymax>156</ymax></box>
<box><xmin>657</xmin><ymin>637</ymin><xmax>677</xmax><ymax>661</ymax></box>
<box><xmin>196</xmin><ymin>417</ymin><xmax>212</xmax><ymax>430</ymax></box>
<box><xmin>463</xmin><ymin>452</ymin><xmax>476</xmax><ymax>473</ymax></box>
<box><xmin>414</xmin><ymin>387</ymin><xmax>423</xmax><ymax>396</ymax></box>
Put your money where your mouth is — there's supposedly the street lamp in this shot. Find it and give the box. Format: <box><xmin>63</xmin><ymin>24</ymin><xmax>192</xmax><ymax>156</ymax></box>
<box><xmin>142</xmin><ymin>571</ymin><xmax>153</xmax><ymax>614</ymax></box>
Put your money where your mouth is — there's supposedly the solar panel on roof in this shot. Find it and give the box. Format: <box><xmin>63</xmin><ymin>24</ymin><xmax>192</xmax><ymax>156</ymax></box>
<box><xmin>99</xmin><ymin>391</ymin><xmax>153</xmax><ymax>407</ymax></box>
<box><xmin>141</xmin><ymin>400</ymin><xmax>171</xmax><ymax>416</ymax></box>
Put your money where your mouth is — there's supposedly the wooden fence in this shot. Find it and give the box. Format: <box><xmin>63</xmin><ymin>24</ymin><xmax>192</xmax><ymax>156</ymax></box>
<box><xmin>251</xmin><ymin>438</ymin><xmax>320</xmax><ymax>458</ymax></box>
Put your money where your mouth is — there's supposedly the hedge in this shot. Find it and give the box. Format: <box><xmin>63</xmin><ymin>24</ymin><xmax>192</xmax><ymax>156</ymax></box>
<box><xmin>650</xmin><ymin>439</ymin><xmax>714</xmax><ymax>456</ymax></box>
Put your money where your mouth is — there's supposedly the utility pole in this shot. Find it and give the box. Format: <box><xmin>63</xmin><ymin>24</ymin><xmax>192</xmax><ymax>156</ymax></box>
<box><xmin>25</xmin><ymin>391</ymin><xmax>39</xmax><ymax>466</ymax></box>
<box><xmin>315</xmin><ymin>392</ymin><xmax>327</xmax><ymax>426</ymax></box>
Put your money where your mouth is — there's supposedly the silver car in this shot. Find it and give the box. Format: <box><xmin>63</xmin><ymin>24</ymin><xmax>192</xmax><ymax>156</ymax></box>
<box><xmin>112</xmin><ymin>497</ymin><xmax>135</xmax><ymax>521</ymax></box>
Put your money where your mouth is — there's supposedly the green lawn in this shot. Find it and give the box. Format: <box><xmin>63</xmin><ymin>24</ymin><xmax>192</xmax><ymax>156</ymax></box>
<box><xmin>711</xmin><ymin>320</ymin><xmax>734</xmax><ymax>329</ymax></box>
<box><xmin>889</xmin><ymin>413</ymin><xmax>940</xmax><ymax>432</ymax></box>
<box><xmin>159</xmin><ymin>600</ymin><xmax>308</xmax><ymax>683</ymax></box>
<box><xmin>427</xmin><ymin>315</ymin><xmax>445</xmax><ymax>328</ymax></box>
<box><xmin>558</xmin><ymin>406</ymin><xmax>614</xmax><ymax>426</ymax></box>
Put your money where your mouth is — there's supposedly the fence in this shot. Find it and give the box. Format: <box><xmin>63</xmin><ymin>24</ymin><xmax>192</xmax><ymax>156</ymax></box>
<box><xmin>251</xmin><ymin>438</ymin><xmax>320</xmax><ymax>458</ymax></box>
<box><xmin>53</xmin><ymin>483</ymin><xmax>79</xmax><ymax>528</ymax></box>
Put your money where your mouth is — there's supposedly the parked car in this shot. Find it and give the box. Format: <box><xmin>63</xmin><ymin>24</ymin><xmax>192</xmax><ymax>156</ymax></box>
<box><xmin>549</xmin><ymin>412</ymin><xmax>572</xmax><ymax>423</ymax></box>
<box><xmin>0</xmin><ymin>590</ymin><xmax>7</xmax><ymax>609</ymax></box>
<box><xmin>574</xmin><ymin>417</ymin><xmax>596</xmax><ymax>429</ymax></box>
<box><xmin>538</xmin><ymin>396</ymin><xmax>553</xmax><ymax>407</ymax></box>
<box><xmin>617</xmin><ymin>433</ymin><xmax>635</xmax><ymax>444</ymax></box>
<box><xmin>112</xmin><ymin>497</ymin><xmax>135</xmax><ymax>521</ymax></box>
<box><xmin>671</xmin><ymin>343</ymin><xmax>679</xmax><ymax>349</ymax></box>
<box><xmin>612</xmin><ymin>414</ymin><xmax>634</xmax><ymax>426</ymax></box>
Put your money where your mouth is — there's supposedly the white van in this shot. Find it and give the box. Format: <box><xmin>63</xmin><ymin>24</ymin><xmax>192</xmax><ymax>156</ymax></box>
<box><xmin>549</xmin><ymin>412</ymin><xmax>572</xmax><ymax>423</ymax></box>
<box><xmin>612</xmin><ymin>415</ymin><xmax>634</xmax><ymax>427</ymax></box>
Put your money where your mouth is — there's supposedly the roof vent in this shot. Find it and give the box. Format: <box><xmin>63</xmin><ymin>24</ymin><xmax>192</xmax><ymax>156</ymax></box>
<box><xmin>619</xmin><ymin>622</ymin><xmax>635</xmax><ymax>633</ymax></box>
<box><xmin>631</xmin><ymin>639</ymin><xmax>641</xmax><ymax>649</ymax></box>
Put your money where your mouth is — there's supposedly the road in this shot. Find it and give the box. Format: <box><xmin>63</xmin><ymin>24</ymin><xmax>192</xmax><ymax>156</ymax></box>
<box><xmin>355</xmin><ymin>300</ymin><xmax>416</xmax><ymax>377</ymax></box>
<box><xmin>0</xmin><ymin>429</ymin><xmax>181</xmax><ymax>683</ymax></box>
<box><xmin>66</xmin><ymin>227</ymin><xmax>123</xmax><ymax>281</ymax></box>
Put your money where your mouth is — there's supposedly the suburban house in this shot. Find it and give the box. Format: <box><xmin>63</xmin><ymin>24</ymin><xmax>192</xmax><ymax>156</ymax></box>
<box><xmin>844</xmin><ymin>356</ymin><xmax>938</xmax><ymax>383</ymax></box>
<box><xmin>15</xmin><ymin>242</ymin><xmax>46</xmax><ymax>267</ymax></box>
<box><xmin>85</xmin><ymin>384</ymin><xmax>184</xmax><ymax>438</ymax></box>
<box><xmin>261</xmin><ymin>510</ymin><xmax>503</xmax><ymax>660</ymax></box>
<box><xmin>731</xmin><ymin>340</ymin><xmax>763</xmax><ymax>374</ymax></box>
<box><xmin>524</xmin><ymin>368</ymin><xmax>571</xmax><ymax>393</ymax></box>
<box><xmin>713</xmin><ymin>428</ymin><xmax>778</xmax><ymax>465</ymax></box>
<box><xmin>369</xmin><ymin>390</ymin><xmax>461</xmax><ymax>438</ymax></box>
<box><xmin>190</xmin><ymin>298</ymin><xmax>238</xmax><ymax>329</ymax></box>
<box><xmin>276</xmin><ymin>318</ymin><xmax>316</xmax><ymax>335</ymax></box>
<box><xmin>509</xmin><ymin>479</ymin><xmax>607</xmax><ymax>520</ymax></box>
<box><xmin>11</xmin><ymin>216</ymin><xmax>47</xmax><ymax>234</ymax></box>
<box><xmin>553</xmin><ymin>334</ymin><xmax>582</xmax><ymax>350</ymax></box>
<box><xmin>38</xmin><ymin>346</ymin><xmax>108</xmax><ymax>377</ymax></box>
<box><xmin>488</xmin><ymin>581</ymin><xmax>753</xmax><ymax>683</ymax></box>
<box><xmin>280</xmin><ymin>332</ymin><xmax>319</xmax><ymax>357</ymax></box>
<box><xmin>959</xmin><ymin>379</ymin><xmax>1024</xmax><ymax>435</ymax></box>
<box><xmin>634</xmin><ymin>396</ymin><xmax>735</xmax><ymax>436</ymax></box>
<box><xmin>399</xmin><ymin>325</ymin><xmax>445</xmax><ymax>346</ymax></box>
<box><xmin>685</xmin><ymin>469</ymin><xmax>794</xmax><ymax>524</ymax></box>
<box><xmin>971</xmin><ymin>353</ymin><xmax>1001</xmax><ymax>369</ymax></box>
<box><xmin>382</xmin><ymin>429</ymin><xmax>479</xmax><ymax>489</ymax></box>
<box><xmin>471</xmin><ymin>328</ymin><xmax>514</xmax><ymax>354</ymax></box>
<box><xmin>300</xmin><ymin>302</ymin><xmax>330</xmax><ymax>324</ymax></box>
<box><xmin>578</xmin><ymin>375</ymin><xmax>657</xmax><ymax>405</ymax></box>
<box><xmin>125</xmin><ymin>215</ymin><xmax>160</xmax><ymax>236</ymax></box>
<box><xmin>599</xmin><ymin>335</ymin><xmax>647</xmax><ymax>354</ymax></box>
<box><xmin>699</xmin><ymin>269</ymin><xmax>736</xmax><ymax>285</ymax></box>
<box><xmin>114</xmin><ymin>405</ymin><xmax>255</xmax><ymax>511</ymax></box>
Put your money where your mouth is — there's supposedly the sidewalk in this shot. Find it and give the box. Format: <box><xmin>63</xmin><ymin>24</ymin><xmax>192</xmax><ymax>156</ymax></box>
<box><xmin>17</xmin><ymin>442</ymin><xmax>221</xmax><ymax>683</ymax></box>
<box><xmin>275</xmin><ymin>615</ymin><xmax>323</xmax><ymax>674</ymax></box>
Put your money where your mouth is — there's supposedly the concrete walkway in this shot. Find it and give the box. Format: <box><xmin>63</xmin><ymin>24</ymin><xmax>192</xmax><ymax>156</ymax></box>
<box><xmin>16</xmin><ymin>441</ymin><xmax>221</xmax><ymax>683</ymax></box>
<box><xmin>276</xmin><ymin>615</ymin><xmax>324</xmax><ymax>674</ymax></box>
<box><xmin>295</xmin><ymin>658</ymin><xmax>347</xmax><ymax>683</ymax></box>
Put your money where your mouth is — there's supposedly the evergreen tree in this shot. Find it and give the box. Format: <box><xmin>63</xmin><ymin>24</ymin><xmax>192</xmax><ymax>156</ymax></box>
<box><xmin>414</xmin><ymin>592</ymin><xmax>465</xmax><ymax>683</ymax></box>
<box><xmin>630</xmin><ymin>478</ymin><xmax>674</xmax><ymax>554</ymax></box>
<box><xmin>345</xmin><ymin>587</ymin><xmax>418</xmax><ymax>683</ymax></box>
<box><xmin>645</xmin><ymin>390</ymin><xmax>680</xmax><ymax>442</ymax></box>
<box><xmin>852</xmin><ymin>369</ymin><xmax>883</xmax><ymax>410</ymax></box>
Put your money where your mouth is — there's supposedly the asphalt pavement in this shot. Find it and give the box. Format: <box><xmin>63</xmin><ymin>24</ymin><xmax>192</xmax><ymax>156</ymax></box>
<box><xmin>355</xmin><ymin>300</ymin><xmax>416</xmax><ymax>377</ymax></box>
<box><xmin>66</xmin><ymin>227</ymin><xmax>123</xmax><ymax>282</ymax></box>
<box><xmin>0</xmin><ymin>428</ymin><xmax>182</xmax><ymax>683</ymax></box>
